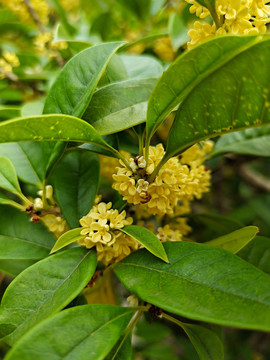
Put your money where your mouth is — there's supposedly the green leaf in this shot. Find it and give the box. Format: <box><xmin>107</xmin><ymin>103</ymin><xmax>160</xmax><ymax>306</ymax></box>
<box><xmin>0</xmin><ymin>106</ymin><xmax>20</xmax><ymax>120</ymax></box>
<box><xmin>105</xmin><ymin>334</ymin><xmax>133</xmax><ymax>360</ymax></box>
<box><xmin>83</xmin><ymin>78</ymin><xmax>157</xmax><ymax>135</ymax></box>
<box><xmin>5</xmin><ymin>305</ymin><xmax>135</xmax><ymax>360</ymax></box>
<box><xmin>0</xmin><ymin>142</ymin><xmax>66</xmax><ymax>187</ymax></box>
<box><xmin>50</xmin><ymin>150</ymin><xmax>99</xmax><ymax>228</ymax></box>
<box><xmin>180</xmin><ymin>322</ymin><xmax>224</xmax><ymax>360</ymax></box>
<box><xmin>145</xmin><ymin>35</ymin><xmax>270</xmax><ymax>150</ymax></box>
<box><xmin>205</xmin><ymin>226</ymin><xmax>258</xmax><ymax>254</ymax></box>
<box><xmin>238</xmin><ymin>236</ymin><xmax>270</xmax><ymax>274</ymax></box>
<box><xmin>120</xmin><ymin>54</ymin><xmax>163</xmax><ymax>79</ymax></box>
<box><xmin>168</xmin><ymin>13</ymin><xmax>189</xmax><ymax>50</ymax></box>
<box><xmin>119</xmin><ymin>225</ymin><xmax>169</xmax><ymax>263</ymax></box>
<box><xmin>43</xmin><ymin>42</ymin><xmax>125</xmax><ymax>117</ymax></box>
<box><xmin>188</xmin><ymin>213</ymin><xmax>243</xmax><ymax>238</ymax></box>
<box><xmin>0</xmin><ymin>247</ymin><xmax>97</xmax><ymax>345</ymax></box>
<box><xmin>114</xmin><ymin>241</ymin><xmax>270</xmax><ymax>331</ymax></box>
<box><xmin>0</xmin><ymin>157</ymin><xmax>21</xmax><ymax>195</ymax></box>
<box><xmin>0</xmin><ymin>115</ymin><xmax>116</xmax><ymax>155</ymax></box>
<box><xmin>211</xmin><ymin>126</ymin><xmax>270</xmax><ymax>158</ymax></box>
<box><xmin>50</xmin><ymin>228</ymin><xmax>83</xmax><ymax>254</ymax></box>
<box><xmin>0</xmin><ymin>206</ymin><xmax>56</xmax><ymax>276</ymax></box>
<box><xmin>165</xmin><ymin>35</ymin><xmax>270</xmax><ymax>159</ymax></box>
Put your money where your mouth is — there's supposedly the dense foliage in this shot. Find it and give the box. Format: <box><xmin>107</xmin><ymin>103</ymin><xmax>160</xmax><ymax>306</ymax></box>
<box><xmin>0</xmin><ymin>0</ymin><xmax>270</xmax><ymax>359</ymax></box>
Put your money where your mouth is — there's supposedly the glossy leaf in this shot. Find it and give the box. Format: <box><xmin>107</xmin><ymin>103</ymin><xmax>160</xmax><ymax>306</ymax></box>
<box><xmin>0</xmin><ymin>106</ymin><xmax>20</xmax><ymax>120</ymax></box>
<box><xmin>0</xmin><ymin>206</ymin><xmax>55</xmax><ymax>276</ymax></box>
<box><xmin>50</xmin><ymin>228</ymin><xmax>83</xmax><ymax>253</ymax></box>
<box><xmin>165</xmin><ymin>35</ymin><xmax>270</xmax><ymax>159</ymax></box>
<box><xmin>0</xmin><ymin>115</ymin><xmax>116</xmax><ymax>154</ymax></box>
<box><xmin>0</xmin><ymin>142</ymin><xmax>66</xmax><ymax>187</ymax></box>
<box><xmin>0</xmin><ymin>157</ymin><xmax>21</xmax><ymax>194</ymax></box>
<box><xmin>120</xmin><ymin>54</ymin><xmax>163</xmax><ymax>79</ymax></box>
<box><xmin>51</xmin><ymin>150</ymin><xmax>99</xmax><ymax>228</ymax></box>
<box><xmin>114</xmin><ymin>241</ymin><xmax>270</xmax><ymax>331</ymax></box>
<box><xmin>211</xmin><ymin>126</ymin><xmax>270</xmax><ymax>157</ymax></box>
<box><xmin>0</xmin><ymin>247</ymin><xmax>97</xmax><ymax>345</ymax></box>
<box><xmin>83</xmin><ymin>78</ymin><xmax>157</xmax><ymax>135</ymax></box>
<box><xmin>206</xmin><ymin>226</ymin><xmax>258</xmax><ymax>254</ymax></box>
<box><xmin>43</xmin><ymin>42</ymin><xmax>125</xmax><ymax>117</ymax></box>
<box><xmin>180</xmin><ymin>322</ymin><xmax>224</xmax><ymax>360</ymax></box>
<box><xmin>119</xmin><ymin>225</ymin><xmax>169</xmax><ymax>263</ymax></box>
<box><xmin>238</xmin><ymin>236</ymin><xmax>270</xmax><ymax>274</ymax></box>
<box><xmin>5</xmin><ymin>305</ymin><xmax>135</xmax><ymax>360</ymax></box>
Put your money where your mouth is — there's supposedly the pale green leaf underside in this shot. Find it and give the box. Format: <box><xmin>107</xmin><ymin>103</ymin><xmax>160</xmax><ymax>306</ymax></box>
<box><xmin>0</xmin><ymin>157</ymin><xmax>21</xmax><ymax>194</ymax></box>
<box><xmin>211</xmin><ymin>126</ymin><xmax>270</xmax><ymax>157</ymax></box>
<box><xmin>83</xmin><ymin>78</ymin><xmax>157</xmax><ymax>135</ymax></box>
<box><xmin>114</xmin><ymin>242</ymin><xmax>270</xmax><ymax>331</ymax></box>
<box><xmin>0</xmin><ymin>248</ymin><xmax>97</xmax><ymax>346</ymax></box>
<box><xmin>120</xmin><ymin>225</ymin><xmax>169</xmax><ymax>263</ymax></box>
<box><xmin>166</xmin><ymin>35</ymin><xmax>270</xmax><ymax>158</ymax></box>
<box><xmin>5</xmin><ymin>305</ymin><xmax>135</xmax><ymax>360</ymax></box>
<box><xmin>206</xmin><ymin>226</ymin><xmax>259</xmax><ymax>254</ymax></box>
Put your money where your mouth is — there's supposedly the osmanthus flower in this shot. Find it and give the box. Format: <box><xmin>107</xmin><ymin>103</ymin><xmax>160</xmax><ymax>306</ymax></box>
<box><xmin>41</xmin><ymin>214</ymin><xmax>68</xmax><ymax>238</ymax></box>
<box><xmin>186</xmin><ymin>0</ymin><xmax>270</xmax><ymax>49</ymax></box>
<box><xmin>78</xmin><ymin>201</ymin><xmax>139</xmax><ymax>266</ymax></box>
<box><xmin>185</xmin><ymin>0</ymin><xmax>210</xmax><ymax>18</ymax></box>
<box><xmin>0</xmin><ymin>52</ymin><xmax>20</xmax><ymax>80</ymax></box>
<box><xmin>112</xmin><ymin>142</ymin><xmax>213</xmax><ymax>217</ymax></box>
<box><xmin>0</xmin><ymin>0</ymin><xmax>49</xmax><ymax>26</ymax></box>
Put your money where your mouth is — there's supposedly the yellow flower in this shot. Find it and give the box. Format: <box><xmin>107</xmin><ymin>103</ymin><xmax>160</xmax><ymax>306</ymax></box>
<box><xmin>157</xmin><ymin>224</ymin><xmax>183</xmax><ymax>242</ymax></box>
<box><xmin>34</xmin><ymin>32</ymin><xmax>52</xmax><ymax>54</ymax></box>
<box><xmin>186</xmin><ymin>0</ymin><xmax>210</xmax><ymax>18</ymax></box>
<box><xmin>0</xmin><ymin>0</ymin><xmax>49</xmax><ymax>25</ymax></box>
<box><xmin>41</xmin><ymin>214</ymin><xmax>68</xmax><ymax>238</ymax></box>
<box><xmin>113</xmin><ymin>143</ymin><xmax>212</xmax><ymax>217</ymax></box>
<box><xmin>79</xmin><ymin>200</ymin><xmax>136</xmax><ymax>266</ymax></box>
<box><xmin>153</xmin><ymin>37</ymin><xmax>176</xmax><ymax>62</ymax></box>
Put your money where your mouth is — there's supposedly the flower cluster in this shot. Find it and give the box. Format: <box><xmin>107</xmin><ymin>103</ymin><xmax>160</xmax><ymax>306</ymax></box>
<box><xmin>186</xmin><ymin>0</ymin><xmax>270</xmax><ymax>49</ymax></box>
<box><xmin>0</xmin><ymin>52</ymin><xmax>20</xmax><ymax>80</ymax></box>
<box><xmin>79</xmin><ymin>201</ymin><xmax>138</xmax><ymax>266</ymax></box>
<box><xmin>0</xmin><ymin>0</ymin><xmax>49</xmax><ymax>26</ymax></box>
<box><xmin>112</xmin><ymin>142</ymin><xmax>213</xmax><ymax>217</ymax></box>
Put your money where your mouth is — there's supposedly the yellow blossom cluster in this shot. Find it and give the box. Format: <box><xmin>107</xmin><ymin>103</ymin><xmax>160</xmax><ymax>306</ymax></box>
<box><xmin>79</xmin><ymin>201</ymin><xmax>139</xmax><ymax>266</ymax></box>
<box><xmin>112</xmin><ymin>142</ymin><xmax>213</xmax><ymax>217</ymax></box>
<box><xmin>186</xmin><ymin>0</ymin><xmax>270</xmax><ymax>49</ymax></box>
<box><xmin>59</xmin><ymin>0</ymin><xmax>80</xmax><ymax>12</ymax></box>
<box><xmin>41</xmin><ymin>214</ymin><xmax>68</xmax><ymax>238</ymax></box>
<box><xmin>0</xmin><ymin>52</ymin><xmax>20</xmax><ymax>79</ymax></box>
<box><xmin>0</xmin><ymin>0</ymin><xmax>49</xmax><ymax>26</ymax></box>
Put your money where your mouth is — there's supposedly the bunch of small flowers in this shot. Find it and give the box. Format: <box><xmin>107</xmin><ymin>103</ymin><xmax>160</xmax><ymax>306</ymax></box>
<box><xmin>0</xmin><ymin>52</ymin><xmax>20</xmax><ymax>80</ymax></box>
<box><xmin>186</xmin><ymin>0</ymin><xmax>270</xmax><ymax>49</ymax></box>
<box><xmin>79</xmin><ymin>200</ymin><xmax>139</xmax><ymax>266</ymax></box>
<box><xmin>112</xmin><ymin>142</ymin><xmax>213</xmax><ymax>217</ymax></box>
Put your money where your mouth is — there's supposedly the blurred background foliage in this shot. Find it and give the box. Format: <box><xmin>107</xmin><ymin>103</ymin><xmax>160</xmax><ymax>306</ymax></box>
<box><xmin>0</xmin><ymin>0</ymin><xmax>270</xmax><ymax>359</ymax></box>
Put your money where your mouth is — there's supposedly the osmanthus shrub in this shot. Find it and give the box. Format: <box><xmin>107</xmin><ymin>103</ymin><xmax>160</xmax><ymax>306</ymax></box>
<box><xmin>0</xmin><ymin>0</ymin><xmax>270</xmax><ymax>359</ymax></box>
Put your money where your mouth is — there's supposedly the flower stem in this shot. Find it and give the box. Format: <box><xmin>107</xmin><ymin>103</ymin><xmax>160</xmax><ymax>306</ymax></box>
<box><xmin>148</xmin><ymin>154</ymin><xmax>169</xmax><ymax>183</ymax></box>
<box><xmin>162</xmin><ymin>312</ymin><xmax>185</xmax><ymax>329</ymax></box>
<box><xmin>204</xmin><ymin>0</ymin><xmax>222</xmax><ymax>28</ymax></box>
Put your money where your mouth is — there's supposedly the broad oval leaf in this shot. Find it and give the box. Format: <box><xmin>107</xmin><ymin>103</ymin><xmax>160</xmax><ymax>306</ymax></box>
<box><xmin>206</xmin><ymin>226</ymin><xmax>258</xmax><ymax>254</ymax></box>
<box><xmin>0</xmin><ymin>206</ymin><xmax>55</xmax><ymax>276</ymax></box>
<box><xmin>0</xmin><ymin>115</ymin><xmax>116</xmax><ymax>154</ymax></box>
<box><xmin>238</xmin><ymin>236</ymin><xmax>270</xmax><ymax>274</ymax></box>
<box><xmin>119</xmin><ymin>225</ymin><xmax>169</xmax><ymax>263</ymax></box>
<box><xmin>43</xmin><ymin>42</ymin><xmax>125</xmax><ymax>117</ymax></box>
<box><xmin>50</xmin><ymin>228</ymin><xmax>83</xmax><ymax>254</ymax></box>
<box><xmin>105</xmin><ymin>334</ymin><xmax>133</xmax><ymax>360</ymax></box>
<box><xmin>211</xmin><ymin>126</ymin><xmax>270</xmax><ymax>158</ymax></box>
<box><xmin>165</xmin><ymin>35</ymin><xmax>270</xmax><ymax>159</ymax></box>
<box><xmin>0</xmin><ymin>247</ymin><xmax>97</xmax><ymax>345</ymax></box>
<box><xmin>120</xmin><ymin>54</ymin><xmax>163</xmax><ymax>80</ymax></box>
<box><xmin>83</xmin><ymin>78</ymin><xmax>157</xmax><ymax>135</ymax></box>
<box><xmin>180</xmin><ymin>322</ymin><xmax>224</xmax><ymax>360</ymax></box>
<box><xmin>0</xmin><ymin>142</ymin><xmax>66</xmax><ymax>187</ymax></box>
<box><xmin>0</xmin><ymin>106</ymin><xmax>20</xmax><ymax>120</ymax></box>
<box><xmin>114</xmin><ymin>241</ymin><xmax>270</xmax><ymax>331</ymax></box>
<box><xmin>146</xmin><ymin>35</ymin><xmax>265</xmax><ymax>144</ymax></box>
<box><xmin>50</xmin><ymin>150</ymin><xmax>99</xmax><ymax>228</ymax></box>
<box><xmin>5</xmin><ymin>305</ymin><xmax>135</xmax><ymax>360</ymax></box>
<box><xmin>0</xmin><ymin>157</ymin><xmax>21</xmax><ymax>195</ymax></box>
